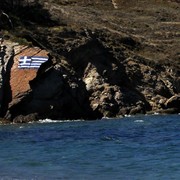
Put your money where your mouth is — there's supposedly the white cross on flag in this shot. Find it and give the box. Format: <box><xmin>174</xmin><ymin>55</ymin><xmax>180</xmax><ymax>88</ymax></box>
<box><xmin>18</xmin><ymin>56</ymin><xmax>48</xmax><ymax>69</ymax></box>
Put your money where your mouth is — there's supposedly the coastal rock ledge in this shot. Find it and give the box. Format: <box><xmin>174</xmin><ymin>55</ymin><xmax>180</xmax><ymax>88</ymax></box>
<box><xmin>0</xmin><ymin>38</ymin><xmax>179</xmax><ymax>123</ymax></box>
<box><xmin>0</xmin><ymin>0</ymin><xmax>179</xmax><ymax>123</ymax></box>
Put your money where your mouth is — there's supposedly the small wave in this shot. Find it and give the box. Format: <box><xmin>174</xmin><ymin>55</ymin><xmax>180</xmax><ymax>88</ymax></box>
<box><xmin>38</xmin><ymin>119</ymin><xmax>84</xmax><ymax>123</ymax></box>
<box><xmin>154</xmin><ymin>112</ymin><xmax>159</xmax><ymax>115</ymax></box>
<box><xmin>101</xmin><ymin>117</ymin><xmax>111</xmax><ymax>120</ymax></box>
<box><xmin>134</xmin><ymin>120</ymin><xmax>144</xmax><ymax>123</ymax></box>
<box><xmin>38</xmin><ymin>119</ymin><xmax>59</xmax><ymax>123</ymax></box>
<box><xmin>101</xmin><ymin>136</ymin><xmax>121</xmax><ymax>143</ymax></box>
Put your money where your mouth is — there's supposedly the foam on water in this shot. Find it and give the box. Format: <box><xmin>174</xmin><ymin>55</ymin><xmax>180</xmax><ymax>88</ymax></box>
<box><xmin>134</xmin><ymin>119</ymin><xmax>144</xmax><ymax>123</ymax></box>
<box><xmin>124</xmin><ymin>114</ymin><xmax>132</xmax><ymax>117</ymax></box>
<box><xmin>38</xmin><ymin>118</ymin><xmax>84</xmax><ymax>123</ymax></box>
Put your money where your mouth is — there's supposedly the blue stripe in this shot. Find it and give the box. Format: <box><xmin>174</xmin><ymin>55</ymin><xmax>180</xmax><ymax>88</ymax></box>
<box><xmin>20</xmin><ymin>56</ymin><xmax>31</xmax><ymax>59</ymax></box>
<box><xmin>19</xmin><ymin>60</ymin><xmax>31</xmax><ymax>63</ymax></box>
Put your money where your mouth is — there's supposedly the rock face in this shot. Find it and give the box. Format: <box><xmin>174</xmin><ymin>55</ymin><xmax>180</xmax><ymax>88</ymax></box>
<box><xmin>0</xmin><ymin>41</ymin><xmax>15</xmax><ymax>117</ymax></box>
<box><xmin>10</xmin><ymin>46</ymin><xmax>48</xmax><ymax>99</ymax></box>
<box><xmin>165</xmin><ymin>95</ymin><xmax>180</xmax><ymax>111</ymax></box>
<box><xmin>5</xmin><ymin>45</ymin><xmax>49</xmax><ymax>122</ymax></box>
<box><xmin>1</xmin><ymin>41</ymin><xmax>103</xmax><ymax>122</ymax></box>
<box><xmin>0</xmin><ymin>0</ymin><xmax>179</xmax><ymax>123</ymax></box>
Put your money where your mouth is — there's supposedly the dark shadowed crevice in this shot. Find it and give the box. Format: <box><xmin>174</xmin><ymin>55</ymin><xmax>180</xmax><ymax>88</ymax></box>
<box><xmin>0</xmin><ymin>52</ymin><xmax>14</xmax><ymax>118</ymax></box>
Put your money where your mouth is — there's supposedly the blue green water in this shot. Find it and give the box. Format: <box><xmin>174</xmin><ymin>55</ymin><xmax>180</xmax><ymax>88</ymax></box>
<box><xmin>0</xmin><ymin>114</ymin><xmax>180</xmax><ymax>179</ymax></box>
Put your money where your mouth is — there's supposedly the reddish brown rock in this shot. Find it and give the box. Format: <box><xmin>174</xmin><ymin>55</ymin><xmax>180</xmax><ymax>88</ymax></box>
<box><xmin>1</xmin><ymin>45</ymin><xmax>49</xmax><ymax>121</ymax></box>
<box><xmin>10</xmin><ymin>46</ymin><xmax>48</xmax><ymax>99</ymax></box>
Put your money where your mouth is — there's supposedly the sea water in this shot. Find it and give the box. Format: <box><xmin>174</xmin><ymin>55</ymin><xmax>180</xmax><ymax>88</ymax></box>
<box><xmin>0</xmin><ymin>114</ymin><xmax>179</xmax><ymax>180</ymax></box>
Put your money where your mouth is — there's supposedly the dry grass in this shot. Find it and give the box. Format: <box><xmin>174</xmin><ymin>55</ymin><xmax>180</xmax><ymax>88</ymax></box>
<box><xmin>11</xmin><ymin>0</ymin><xmax>180</xmax><ymax>66</ymax></box>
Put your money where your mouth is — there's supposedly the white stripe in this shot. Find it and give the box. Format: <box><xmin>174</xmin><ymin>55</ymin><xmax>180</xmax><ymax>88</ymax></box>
<box><xmin>31</xmin><ymin>60</ymin><xmax>47</xmax><ymax>63</ymax></box>
<box><xmin>19</xmin><ymin>61</ymin><xmax>46</xmax><ymax>64</ymax></box>
<box><xmin>18</xmin><ymin>66</ymin><xmax>40</xmax><ymax>68</ymax></box>
<box><xmin>19</xmin><ymin>59</ymin><xmax>31</xmax><ymax>62</ymax></box>
<box><xmin>19</xmin><ymin>63</ymin><xmax>31</xmax><ymax>66</ymax></box>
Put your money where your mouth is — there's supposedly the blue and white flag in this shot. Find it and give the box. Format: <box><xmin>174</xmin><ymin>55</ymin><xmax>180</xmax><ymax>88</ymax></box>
<box><xmin>18</xmin><ymin>56</ymin><xmax>48</xmax><ymax>69</ymax></box>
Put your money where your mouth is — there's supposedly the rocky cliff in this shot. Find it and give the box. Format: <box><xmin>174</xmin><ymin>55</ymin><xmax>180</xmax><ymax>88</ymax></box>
<box><xmin>0</xmin><ymin>0</ymin><xmax>179</xmax><ymax>123</ymax></box>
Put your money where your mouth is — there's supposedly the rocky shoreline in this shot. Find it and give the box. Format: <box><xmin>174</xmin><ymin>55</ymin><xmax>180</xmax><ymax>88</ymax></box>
<box><xmin>0</xmin><ymin>0</ymin><xmax>179</xmax><ymax>123</ymax></box>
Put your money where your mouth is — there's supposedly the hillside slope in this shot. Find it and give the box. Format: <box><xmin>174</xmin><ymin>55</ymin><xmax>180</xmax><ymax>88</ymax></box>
<box><xmin>0</xmin><ymin>0</ymin><xmax>179</xmax><ymax>122</ymax></box>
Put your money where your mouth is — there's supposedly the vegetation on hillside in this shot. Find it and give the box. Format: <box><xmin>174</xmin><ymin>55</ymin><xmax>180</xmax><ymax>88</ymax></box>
<box><xmin>0</xmin><ymin>0</ymin><xmax>179</xmax><ymax>122</ymax></box>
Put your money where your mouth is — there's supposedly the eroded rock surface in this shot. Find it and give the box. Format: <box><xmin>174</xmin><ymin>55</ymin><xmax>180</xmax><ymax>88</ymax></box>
<box><xmin>0</xmin><ymin>0</ymin><xmax>179</xmax><ymax>123</ymax></box>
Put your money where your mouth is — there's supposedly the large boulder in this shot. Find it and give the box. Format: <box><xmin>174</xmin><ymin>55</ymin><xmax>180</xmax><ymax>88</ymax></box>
<box><xmin>165</xmin><ymin>95</ymin><xmax>180</xmax><ymax>112</ymax></box>
<box><xmin>2</xmin><ymin>43</ymin><xmax>49</xmax><ymax>121</ymax></box>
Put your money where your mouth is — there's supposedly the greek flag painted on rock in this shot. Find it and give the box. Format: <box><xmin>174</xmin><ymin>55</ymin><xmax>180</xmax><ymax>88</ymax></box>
<box><xmin>18</xmin><ymin>56</ymin><xmax>48</xmax><ymax>69</ymax></box>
